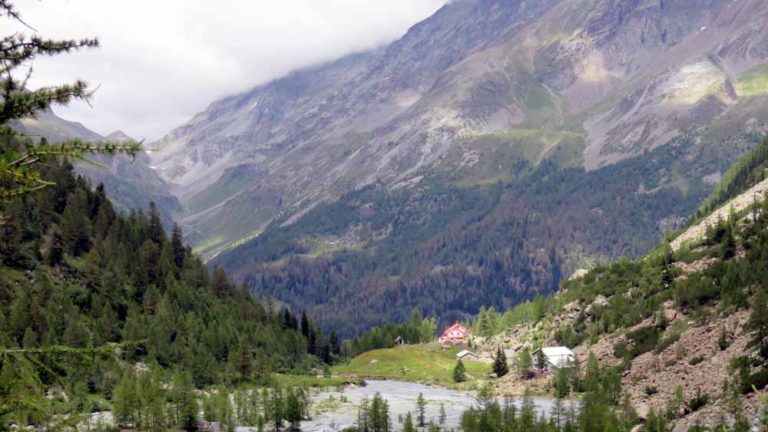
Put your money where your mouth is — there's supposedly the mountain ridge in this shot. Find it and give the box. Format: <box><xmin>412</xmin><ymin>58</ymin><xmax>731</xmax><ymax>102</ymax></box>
<box><xmin>14</xmin><ymin>110</ymin><xmax>181</xmax><ymax>224</ymax></box>
<box><xmin>153</xmin><ymin>0</ymin><xmax>768</xmax><ymax>260</ymax></box>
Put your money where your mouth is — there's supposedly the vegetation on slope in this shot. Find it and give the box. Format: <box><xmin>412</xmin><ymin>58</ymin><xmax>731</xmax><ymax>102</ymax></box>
<box><xmin>465</xmin><ymin>139</ymin><xmax>768</xmax><ymax>430</ymax></box>
<box><xmin>695</xmin><ymin>134</ymin><xmax>768</xmax><ymax>220</ymax></box>
<box><xmin>214</xmin><ymin>138</ymin><xmax>733</xmax><ymax>336</ymax></box>
<box><xmin>0</xmin><ymin>161</ymin><xmax>334</xmax><ymax>429</ymax></box>
<box><xmin>333</xmin><ymin>345</ymin><xmax>488</xmax><ymax>388</ymax></box>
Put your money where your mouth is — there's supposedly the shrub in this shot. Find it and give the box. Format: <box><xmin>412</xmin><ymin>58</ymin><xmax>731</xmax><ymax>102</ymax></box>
<box><xmin>644</xmin><ymin>385</ymin><xmax>658</xmax><ymax>396</ymax></box>
<box><xmin>718</xmin><ymin>327</ymin><xmax>729</xmax><ymax>351</ymax></box>
<box><xmin>686</xmin><ymin>389</ymin><xmax>709</xmax><ymax>412</ymax></box>
<box><xmin>626</xmin><ymin>326</ymin><xmax>661</xmax><ymax>357</ymax></box>
<box><xmin>613</xmin><ymin>341</ymin><xmax>629</xmax><ymax>359</ymax></box>
<box><xmin>740</xmin><ymin>368</ymin><xmax>768</xmax><ymax>394</ymax></box>
<box><xmin>688</xmin><ymin>356</ymin><xmax>705</xmax><ymax>366</ymax></box>
<box><xmin>654</xmin><ymin>333</ymin><xmax>680</xmax><ymax>354</ymax></box>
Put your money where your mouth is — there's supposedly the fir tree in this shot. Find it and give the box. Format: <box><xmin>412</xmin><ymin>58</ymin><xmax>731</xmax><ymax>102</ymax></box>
<box><xmin>492</xmin><ymin>345</ymin><xmax>509</xmax><ymax>377</ymax></box>
<box><xmin>453</xmin><ymin>359</ymin><xmax>466</xmax><ymax>383</ymax></box>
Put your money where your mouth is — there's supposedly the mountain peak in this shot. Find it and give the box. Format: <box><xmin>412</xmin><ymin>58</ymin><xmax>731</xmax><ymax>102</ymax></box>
<box><xmin>105</xmin><ymin>130</ymin><xmax>135</xmax><ymax>143</ymax></box>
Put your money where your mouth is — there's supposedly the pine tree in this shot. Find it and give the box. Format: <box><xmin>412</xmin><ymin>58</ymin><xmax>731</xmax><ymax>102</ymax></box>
<box><xmin>171</xmin><ymin>371</ymin><xmax>198</xmax><ymax>431</ymax></box>
<box><xmin>516</xmin><ymin>348</ymin><xmax>532</xmax><ymax>379</ymax></box>
<box><xmin>285</xmin><ymin>389</ymin><xmax>302</xmax><ymax>431</ymax></box>
<box><xmin>493</xmin><ymin>345</ymin><xmax>509</xmax><ymax>377</ymax></box>
<box><xmin>171</xmin><ymin>223</ymin><xmax>185</xmax><ymax>268</ymax></box>
<box><xmin>60</xmin><ymin>189</ymin><xmax>91</xmax><ymax>256</ymax></box>
<box><xmin>21</xmin><ymin>326</ymin><xmax>37</xmax><ymax>348</ymax></box>
<box><xmin>438</xmin><ymin>403</ymin><xmax>446</xmax><ymax>426</ymax></box>
<box><xmin>403</xmin><ymin>412</ymin><xmax>416</xmax><ymax>432</ymax></box>
<box><xmin>357</xmin><ymin>395</ymin><xmax>370</xmax><ymax>431</ymax></box>
<box><xmin>270</xmin><ymin>387</ymin><xmax>284</xmax><ymax>431</ymax></box>
<box><xmin>721</xmin><ymin>222</ymin><xmax>737</xmax><ymax>260</ymax></box>
<box><xmin>212</xmin><ymin>267</ymin><xmax>231</xmax><ymax>298</ymax></box>
<box><xmin>300</xmin><ymin>312</ymin><xmax>310</xmax><ymax>338</ymax></box>
<box><xmin>148</xmin><ymin>202</ymin><xmax>165</xmax><ymax>245</ymax></box>
<box><xmin>555</xmin><ymin>366</ymin><xmax>570</xmax><ymax>398</ymax></box>
<box><xmin>748</xmin><ymin>287</ymin><xmax>768</xmax><ymax>358</ymax></box>
<box><xmin>230</xmin><ymin>341</ymin><xmax>253</xmax><ymax>381</ymax></box>
<box><xmin>46</xmin><ymin>228</ymin><xmax>64</xmax><ymax>266</ymax></box>
<box><xmin>416</xmin><ymin>392</ymin><xmax>427</xmax><ymax>427</ymax></box>
<box><xmin>329</xmin><ymin>330</ymin><xmax>339</xmax><ymax>356</ymax></box>
<box><xmin>453</xmin><ymin>359</ymin><xmax>466</xmax><ymax>383</ymax></box>
<box><xmin>114</xmin><ymin>370</ymin><xmax>138</xmax><ymax>429</ymax></box>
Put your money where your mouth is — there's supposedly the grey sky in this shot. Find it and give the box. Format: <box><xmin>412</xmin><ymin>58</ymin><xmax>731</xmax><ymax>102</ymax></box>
<box><xmin>13</xmin><ymin>0</ymin><xmax>447</xmax><ymax>141</ymax></box>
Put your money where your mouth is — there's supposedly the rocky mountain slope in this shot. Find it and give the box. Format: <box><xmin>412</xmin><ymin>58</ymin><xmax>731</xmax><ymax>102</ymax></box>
<box><xmin>153</xmin><ymin>0</ymin><xmax>768</xmax><ymax>258</ymax></box>
<box><xmin>471</xmin><ymin>140</ymin><xmax>768</xmax><ymax>430</ymax></box>
<box><xmin>14</xmin><ymin>110</ymin><xmax>181</xmax><ymax>222</ymax></box>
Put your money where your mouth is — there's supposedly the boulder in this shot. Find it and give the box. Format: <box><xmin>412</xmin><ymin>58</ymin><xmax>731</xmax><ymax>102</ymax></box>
<box><xmin>663</xmin><ymin>307</ymin><xmax>677</xmax><ymax>322</ymax></box>
<box><xmin>568</xmin><ymin>268</ymin><xmax>589</xmax><ymax>280</ymax></box>
<box><xmin>635</xmin><ymin>402</ymin><xmax>650</xmax><ymax>421</ymax></box>
<box><xmin>562</xmin><ymin>300</ymin><xmax>581</xmax><ymax>313</ymax></box>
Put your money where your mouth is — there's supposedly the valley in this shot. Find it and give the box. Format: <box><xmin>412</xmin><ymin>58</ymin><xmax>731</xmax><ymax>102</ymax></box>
<box><xmin>4</xmin><ymin>0</ymin><xmax>768</xmax><ymax>431</ymax></box>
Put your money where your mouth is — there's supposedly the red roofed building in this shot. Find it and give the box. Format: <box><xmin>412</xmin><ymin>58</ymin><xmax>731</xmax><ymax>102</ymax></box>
<box><xmin>438</xmin><ymin>322</ymin><xmax>470</xmax><ymax>345</ymax></box>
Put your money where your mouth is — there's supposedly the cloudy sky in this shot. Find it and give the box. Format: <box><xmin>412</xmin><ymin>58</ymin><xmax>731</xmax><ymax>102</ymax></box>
<box><xmin>13</xmin><ymin>0</ymin><xmax>447</xmax><ymax>141</ymax></box>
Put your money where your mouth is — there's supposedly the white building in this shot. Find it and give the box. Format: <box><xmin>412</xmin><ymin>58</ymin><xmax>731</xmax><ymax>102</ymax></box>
<box><xmin>531</xmin><ymin>346</ymin><xmax>575</xmax><ymax>368</ymax></box>
<box><xmin>456</xmin><ymin>350</ymin><xmax>479</xmax><ymax>360</ymax></box>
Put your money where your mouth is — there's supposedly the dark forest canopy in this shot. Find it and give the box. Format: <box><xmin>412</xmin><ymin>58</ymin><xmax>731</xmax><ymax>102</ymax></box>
<box><xmin>0</xmin><ymin>161</ymin><xmax>336</xmax><ymax>426</ymax></box>
<box><xmin>214</xmin><ymin>136</ymin><xmax>743</xmax><ymax>337</ymax></box>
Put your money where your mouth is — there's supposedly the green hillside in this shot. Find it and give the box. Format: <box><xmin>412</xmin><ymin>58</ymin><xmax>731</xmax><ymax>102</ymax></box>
<box><xmin>333</xmin><ymin>344</ymin><xmax>489</xmax><ymax>388</ymax></box>
<box><xmin>0</xmin><ymin>161</ymin><xmax>333</xmax><ymax>429</ymax></box>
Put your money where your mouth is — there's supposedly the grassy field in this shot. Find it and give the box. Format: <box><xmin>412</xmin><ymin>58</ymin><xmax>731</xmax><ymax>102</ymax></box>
<box><xmin>271</xmin><ymin>374</ymin><xmax>364</xmax><ymax>388</ymax></box>
<box><xmin>332</xmin><ymin>344</ymin><xmax>490</xmax><ymax>388</ymax></box>
<box><xmin>735</xmin><ymin>66</ymin><xmax>768</xmax><ymax>98</ymax></box>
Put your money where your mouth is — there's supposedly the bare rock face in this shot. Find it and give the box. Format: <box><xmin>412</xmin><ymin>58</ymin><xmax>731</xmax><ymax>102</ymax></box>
<box><xmin>151</xmin><ymin>0</ymin><xmax>768</xmax><ymax>257</ymax></box>
<box><xmin>568</xmin><ymin>268</ymin><xmax>589</xmax><ymax>280</ymax></box>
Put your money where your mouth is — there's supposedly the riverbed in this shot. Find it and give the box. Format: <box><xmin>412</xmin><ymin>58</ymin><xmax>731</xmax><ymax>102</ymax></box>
<box><xmin>295</xmin><ymin>380</ymin><xmax>578</xmax><ymax>432</ymax></box>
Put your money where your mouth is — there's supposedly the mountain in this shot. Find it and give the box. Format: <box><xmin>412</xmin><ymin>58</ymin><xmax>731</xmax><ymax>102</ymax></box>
<box><xmin>151</xmin><ymin>0</ymin><xmax>768</xmax><ymax>333</ymax></box>
<box><xmin>342</xmin><ymin>138</ymin><xmax>768</xmax><ymax>430</ymax></box>
<box><xmin>477</xmin><ymin>137</ymin><xmax>768</xmax><ymax>430</ymax></box>
<box><xmin>14</xmin><ymin>110</ymin><xmax>181</xmax><ymax>223</ymax></box>
<box><xmin>153</xmin><ymin>0</ymin><xmax>768</xmax><ymax>258</ymax></box>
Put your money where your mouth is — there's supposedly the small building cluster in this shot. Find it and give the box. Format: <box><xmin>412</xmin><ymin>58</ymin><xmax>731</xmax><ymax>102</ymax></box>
<box><xmin>438</xmin><ymin>322</ymin><xmax>470</xmax><ymax>345</ymax></box>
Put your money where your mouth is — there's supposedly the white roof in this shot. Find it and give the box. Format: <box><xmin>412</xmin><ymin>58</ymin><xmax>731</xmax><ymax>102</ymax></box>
<box><xmin>537</xmin><ymin>347</ymin><xmax>574</xmax><ymax>357</ymax></box>
<box><xmin>457</xmin><ymin>350</ymin><xmax>478</xmax><ymax>358</ymax></box>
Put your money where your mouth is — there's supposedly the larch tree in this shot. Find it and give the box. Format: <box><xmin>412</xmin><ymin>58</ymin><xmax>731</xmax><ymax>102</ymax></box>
<box><xmin>416</xmin><ymin>392</ymin><xmax>427</xmax><ymax>427</ymax></box>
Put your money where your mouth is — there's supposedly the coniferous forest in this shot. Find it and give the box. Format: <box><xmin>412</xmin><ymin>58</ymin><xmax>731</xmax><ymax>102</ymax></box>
<box><xmin>0</xmin><ymin>160</ymin><xmax>335</xmax><ymax>427</ymax></box>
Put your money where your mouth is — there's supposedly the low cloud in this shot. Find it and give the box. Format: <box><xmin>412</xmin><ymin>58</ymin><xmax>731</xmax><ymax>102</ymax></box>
<box><xmin>13</xmin><ymin>0</ymin><xmax>446</xmax><ymax>140</ymax></box>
